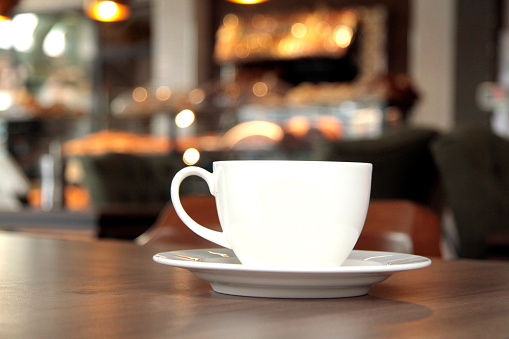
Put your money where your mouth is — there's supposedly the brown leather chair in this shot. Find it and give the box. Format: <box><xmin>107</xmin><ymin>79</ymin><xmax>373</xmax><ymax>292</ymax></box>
<box><xmin>135</xmin><ymin>195</ymin><xmax>220</xmax><ymax>247</ymax></box>
<box><xmin>136</xmin><ymin>195</ymin><xmax>441</xmax><ymax>257</ymax></box>
<box><xmin>355</xmin><ymin>199</ymin><xmax>441</xmax><ymax>256</ymax></box>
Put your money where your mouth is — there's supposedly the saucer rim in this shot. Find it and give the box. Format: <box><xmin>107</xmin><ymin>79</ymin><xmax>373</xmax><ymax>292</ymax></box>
<box><xmin>153</xmin><ymin>248</ymin><xmax>432</xmax><ymax>274</ymax></box>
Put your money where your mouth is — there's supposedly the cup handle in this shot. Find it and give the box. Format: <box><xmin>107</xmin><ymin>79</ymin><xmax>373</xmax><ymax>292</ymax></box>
<box><xmin>170</xmin><ymin>166</ymin><xmax>231</xmax><ymax>248</ymax></box>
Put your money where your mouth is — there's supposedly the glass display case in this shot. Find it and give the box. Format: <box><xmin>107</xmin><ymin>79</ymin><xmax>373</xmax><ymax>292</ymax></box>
<box><xmin>0</xmin><ymin>1</ymin><xmax>413</xmax><ymax>215</ymax></box>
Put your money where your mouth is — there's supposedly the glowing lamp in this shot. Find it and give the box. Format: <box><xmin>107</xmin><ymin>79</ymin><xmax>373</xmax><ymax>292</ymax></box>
<box><xmin>84</xmin><ymin>1</ymin><xmax>131</xmax><ymax>22</ymax></box>
<box><xmin>226</xmin><ymin>0</ymin><xmax>269</xmax><ymax>4</ymax></box>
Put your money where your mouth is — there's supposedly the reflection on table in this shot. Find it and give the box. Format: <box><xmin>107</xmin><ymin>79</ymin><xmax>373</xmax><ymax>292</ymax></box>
<box><xmin>1</xmin><ymin>231</ymin><xmax>508</xmax><ymax>338</ymax></box>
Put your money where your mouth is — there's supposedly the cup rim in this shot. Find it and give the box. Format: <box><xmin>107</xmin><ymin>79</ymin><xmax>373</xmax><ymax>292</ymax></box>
<box><xmin>213</xmin><ymin>160</ymin><xmax>372</xmax><ymax>167</ymax></box>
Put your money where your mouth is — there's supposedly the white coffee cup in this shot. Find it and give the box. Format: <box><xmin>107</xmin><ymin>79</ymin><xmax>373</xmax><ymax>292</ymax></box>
<box><xmin>171</xmin><ymin>160</ymin><xmax>372</xmax><ymax>268</ymax></box>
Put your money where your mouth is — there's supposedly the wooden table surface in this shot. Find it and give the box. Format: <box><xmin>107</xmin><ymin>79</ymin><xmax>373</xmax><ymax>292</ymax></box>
<box><xmin>1</xmin><ymin>231</ymin><xmax>509</xmax><ymax>338</ymax></box>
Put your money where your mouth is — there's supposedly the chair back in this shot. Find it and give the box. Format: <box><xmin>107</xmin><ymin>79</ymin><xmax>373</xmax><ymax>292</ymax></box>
<box><xmin>319</xmin><ymin>128</ymin><xmax>441</xmax><ymax>211</ymax></box>
<box><xmin>356</xmin><ymin>200</ymin><xmax>441</xmax><ymax>256</ymax></box>
<box><xmin>135</xmin><ymin>195</ymin><xmax>220</xmax><ymax>247</ymax></box>
<box><xmin>137</xmin><ymin>195</ymin><xmax>441</xmax><ymax>257</ymax></box>
<box><xmin>431</xmin><ymin>126</ymin><xmax>509</xmax><ymax>258</ymax></box>
<box><xmin>79</xmin><ymin>153</ymin><xmax>184</xmax><ymax>210</ymax></box>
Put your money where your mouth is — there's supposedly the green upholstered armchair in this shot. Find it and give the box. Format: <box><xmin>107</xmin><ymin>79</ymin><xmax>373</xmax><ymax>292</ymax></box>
<box><xmin>431</xmin><ymin>126</ymin><xmax>509</xmax><ymax>258</ymax></box>
<box><xmin>79</xmin><ymin>153</ymin><xmax>184</xmax><ymax>210</ymax></box>
<box><xmin>78</xmin><ymin>153</ymin><xmax>187</xmax><ymax>238</ymax></box>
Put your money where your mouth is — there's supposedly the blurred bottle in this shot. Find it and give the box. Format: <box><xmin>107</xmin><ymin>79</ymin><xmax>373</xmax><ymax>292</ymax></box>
<box><xmin>40</xmin><ymin>141</ymin><xmax>64</xmax><ymax>211</ymax></box>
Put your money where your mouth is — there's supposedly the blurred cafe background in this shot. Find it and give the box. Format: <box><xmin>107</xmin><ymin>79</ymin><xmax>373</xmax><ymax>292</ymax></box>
<box><xmin>1</xmin><ymin>0</ymin><xmax>509</xmax><ymax>260</ymax></box>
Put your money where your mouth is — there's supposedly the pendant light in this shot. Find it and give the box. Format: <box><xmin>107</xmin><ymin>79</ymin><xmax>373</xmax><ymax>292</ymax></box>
<box><xmin>84</xmin><ymin>0</ymin><xmax>131</xmax><ymax>22</ymax></box>
<box><xmin>226</xmin><ymin>0</ymin><xmax>269</xmax><ymax>4</ymax></box>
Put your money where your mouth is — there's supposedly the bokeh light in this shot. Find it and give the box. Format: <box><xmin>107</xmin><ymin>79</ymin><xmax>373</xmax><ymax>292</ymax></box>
<box><xmin>253</xmin><ymin>82</ymin><xmax>269</xmax><ymax>97</ymax></box>
<box><xmin>0</xmin><ymin>13</ymin><xmax>39</xmax><ymax>52</ymax></box>
<box><xmin>183</xmin><ymin>148</ymin><xmax>200</xmax><ymax>165</ymax></box>
<box><xmin>43</xmin><ymin>24</ymin><xmax>66</xmax><ymax>57</ymax></box>
<box><xmin>86</xmin><ymin>1</ymin><xmax>131</xmax><ymax>22</ymax></box>
<box><xmin>286</xmin><ymin>116</ymin><xmax>310</xmax><ymax>138</ymax></box>
<box><xmin>218</xmin><ymin>121</ymin><xmax>284</xmax><ymax>149</ymax></box>
<box><xmin>175</xmin><ymin>109</ymin><xmax>195</xmax><ymax>128</ymax></box>
<box><xmin>156</xmin><ymin>86</ymin><xmax>171</xmax><ymax>101</ymax></box>
<box><xmin>189</xmin><ymin>88</ymin><xmax>206</xmax><ymax>105</ymax></box>
<box><xmin>223</xmin><ymin>14</ymin><xmax>239</xmax><ymax>28</ymax></box>
<box><xmin>0</xmin><ymin>91</ymin><xmax>13</xmax><ymax>111</ymax></box>
<box><xmin>334</xmin><ymin>25</ymin><xmax>353</xmax><ymax>48</ymax></box>
<box><xmin>291</xmin><ymin>23</ymin><xmax>307</xmax><ymax>38</ymax></box>
<box><xmin>132</xmin><ymin>87</ymin><xmax>148</xmax><ymax>103</ymax></box>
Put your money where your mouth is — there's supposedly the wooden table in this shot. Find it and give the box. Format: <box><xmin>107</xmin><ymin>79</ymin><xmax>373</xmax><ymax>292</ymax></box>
<box><xmin>0</xmin><ymin>208</ymin><xmax>159</xmax><ymax>240</ymax></box>
<box><xmin>1</xmin><ymin>231</ymin><xmax>509</xmax><ymax>338</ymax></box>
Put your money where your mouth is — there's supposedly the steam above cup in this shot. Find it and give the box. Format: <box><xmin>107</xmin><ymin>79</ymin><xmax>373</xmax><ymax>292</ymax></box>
<box><xmin>170</xmin><ymin>160</ymin><xmax>372</xmax><ymax>269</ymax></box>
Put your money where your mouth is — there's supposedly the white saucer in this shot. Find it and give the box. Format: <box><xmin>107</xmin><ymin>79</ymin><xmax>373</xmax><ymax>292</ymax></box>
<box><xmin>153</xmin><ymin>249</ymin><xmax>431</xmax><ymax>299</ymax></box>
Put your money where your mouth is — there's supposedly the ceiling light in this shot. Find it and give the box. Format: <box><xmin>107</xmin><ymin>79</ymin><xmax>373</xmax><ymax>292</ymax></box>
<box><xmin>84</xmin><ymin>0</ymin><xmax>131</xmax><ymax>22</ymax></box>
<box><xmin>226</xmin><ymin>0</ymin><xmax>269</xmax><ymax>4</ymax></box>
